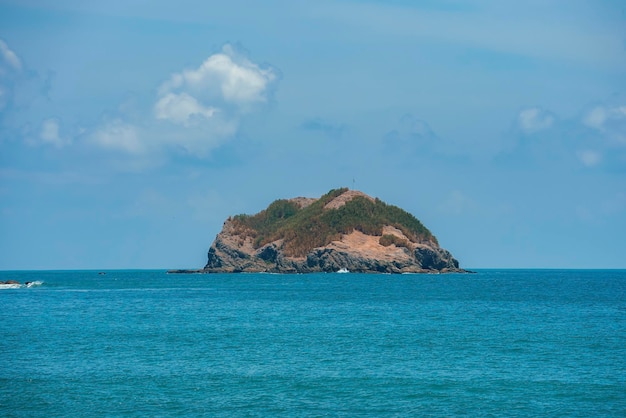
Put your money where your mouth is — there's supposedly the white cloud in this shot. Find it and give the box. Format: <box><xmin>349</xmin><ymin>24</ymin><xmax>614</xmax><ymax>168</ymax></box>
<box><xmin>0</xmin><ymin>39</ymin><xmax>21</xmax><ymax>71</ymax></box>
<box><xmin>39</xmin><ymin>118</ymin><xmax>71</xmax><ymax>148</ymax></box>
<box><xmin>81</xmin><ymin>44</ymin><xmax>278</xmax><ymax>161</ymax></box>
<box><xmin>154</xmin><ymin>92</ymin><xmax>217</xmax><ymax>125</ymax></box>
<box><xmin>90</xmin><ymin>119</ymin><xmax>144</xmax><ymax>154</ymax></box>
<box><xmin>133</xmin><ymin>44</ymin><xmax>277</xmax><ymax>158</ymax></box>
<box><xmin>583</xmin><ymin>106</ymin><xmax>607</xmax><ymax>130</ymax></box>
<box><xmin>583</xmin><ymin>103</ymin><xmax>626</xmax><ymax>143</ymax></box>
<box><xmin>577</xmin><ymin>150</ymin><xmax>602</xmax><ymax>167</ymax></box>
<box><xmin>517</xmin><ymin>107</ymin><xmax>554</xmax><ymax>134</ymax></box>
<box><xmin>158</xmin><ymin>44</ymin><xmax>277</xmax><ymax>107</ymax></box>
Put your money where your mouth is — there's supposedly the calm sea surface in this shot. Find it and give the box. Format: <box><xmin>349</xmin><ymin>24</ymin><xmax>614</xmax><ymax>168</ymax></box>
<box><xmin>1</xmin><ymin>270</ymin><xmax>625</xmax><ymax>416</ymax></box>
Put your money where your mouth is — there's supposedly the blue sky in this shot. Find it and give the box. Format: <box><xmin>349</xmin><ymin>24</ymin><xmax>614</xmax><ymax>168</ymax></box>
<box><xmin>1</xmin><ymin>0</ymin><xmax>625</xmax><ymax>270</ymax></box>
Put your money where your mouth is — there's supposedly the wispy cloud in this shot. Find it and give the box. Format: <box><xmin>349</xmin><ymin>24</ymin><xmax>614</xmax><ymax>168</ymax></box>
<box><xmin>583</xmin><ymin>102</ymin><xmax>626</xmax><ymax>144</ymax></box>
<box><xmin>90</xmin><ymin>119</ymin><xmax>143</xmax><ymax>154</ymax></box>
<box><xmin>517</xmin><ymin>107</ymin><xmax>554</xmax><ymax>134</ymax></box>
<box><xmin>499</xmin><ymin>95</ymin><xmax>626</xmax><ymax>170</ymax></box>
<box><xmin>39</xmin><ymin>118</ymin><xmax>71</xmax><ymax>148</ymax></box>
<box><xmin>0</xmin><ymin>38</ymin><xmax>21</xmax><ymax>112</ymax></box>
<box><xmin>576</xmin><ymin>149</ymin><xmax>602</xmax><ymax>168</ymax></box>
<box><xmin>0</xmin><ymin>39</ymin><xmax>55</xmax><ymax>127</ymax></box>
<box><xmin>0</xmin><ymin>39</ymin><xmax>21</xmax><ymax>72</ymax></box>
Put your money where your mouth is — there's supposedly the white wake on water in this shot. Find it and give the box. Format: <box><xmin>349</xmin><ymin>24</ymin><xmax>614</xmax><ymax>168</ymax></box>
<box><xmin>0</xmin><ymin>281</ymin><xmax>44</xmax><ymax>289</ymax></box>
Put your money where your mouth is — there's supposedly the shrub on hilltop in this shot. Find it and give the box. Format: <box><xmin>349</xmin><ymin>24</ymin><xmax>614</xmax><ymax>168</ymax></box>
<box><xmin>232</xmin><ymin>188</ymin><xmax>436</xmax><ymax>257</ymax></box>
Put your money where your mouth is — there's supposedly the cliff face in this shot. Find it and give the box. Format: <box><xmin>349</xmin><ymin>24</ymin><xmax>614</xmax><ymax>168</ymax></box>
<box><xmin>202</xmin><ymin>189</ymin><xmax>465</xmax><ymax>274</ymax></box>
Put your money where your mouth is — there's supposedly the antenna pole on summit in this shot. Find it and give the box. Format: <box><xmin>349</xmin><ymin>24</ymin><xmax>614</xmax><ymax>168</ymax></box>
<box><xmin>352</xmin><ymin>178</ymin><xmax>355</xmax><ymax>190</ymax></box>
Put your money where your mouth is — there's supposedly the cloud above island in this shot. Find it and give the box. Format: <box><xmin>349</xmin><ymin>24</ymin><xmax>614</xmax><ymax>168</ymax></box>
<box><xmin>86</xmin><ymin>44</ymin><xmax>279</xmax><ymax>159</ymax></box>
<box><xmin>154</xmin><ymin>92</ymin><xmax>218</xmax><ymax>126</ymax></box>
<box><xmin>157</xmin><ymin>44</ymin><xmax>277</xmax><ymax>110</ymax></box>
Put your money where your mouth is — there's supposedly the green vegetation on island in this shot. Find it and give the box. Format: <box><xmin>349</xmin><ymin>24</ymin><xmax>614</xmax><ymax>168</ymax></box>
<box><xmin>232</xmin><ymin>188</ymin><xmax>437</xmax><ymax>257</ymax></box>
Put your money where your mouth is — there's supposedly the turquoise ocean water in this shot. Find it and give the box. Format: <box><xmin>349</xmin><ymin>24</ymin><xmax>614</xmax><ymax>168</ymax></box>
<box><xmin>1</xmin><ymin>270</ymin><xmax>625</xmax><ymax>416</ymax></box>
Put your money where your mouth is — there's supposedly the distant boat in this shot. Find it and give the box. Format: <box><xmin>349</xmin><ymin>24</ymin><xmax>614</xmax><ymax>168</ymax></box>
<box><xmin>336</xmin><ymin>268</ymin><xmax>350</xmax><ymax>274</ymax></box>
<box><xmin>0</xmin><ymin>280</ymin><xmax>43</xmax><ymax>289</ymax></box>
<box><xmin>0</xmin><ymin>283</ymin><xmax>21</xmax><ymax>289</ymax></box>
<box><xmin>0</xmin><ymin>280</ymin><xmax>21</xmax><ymax>289</ymax></box>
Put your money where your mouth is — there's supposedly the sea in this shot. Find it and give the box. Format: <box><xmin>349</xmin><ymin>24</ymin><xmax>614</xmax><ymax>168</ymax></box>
<box><xmin>1</xmin><ymin>269</ymin><xmax>625</xmax><ymax>417</ymax></box>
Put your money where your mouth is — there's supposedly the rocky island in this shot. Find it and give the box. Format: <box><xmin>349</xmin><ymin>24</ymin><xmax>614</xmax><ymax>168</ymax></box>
<box><xmin>172</xmin><ymin>188</ymin><xmax>467</xmax><ymax>274</ymax></box>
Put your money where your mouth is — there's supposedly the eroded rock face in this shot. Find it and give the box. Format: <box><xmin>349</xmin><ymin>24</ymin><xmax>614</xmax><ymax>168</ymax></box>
<box><xmin>202</xmin><ymin>219</ymin><xmax>465</xmax><ymax>274</ymax></box>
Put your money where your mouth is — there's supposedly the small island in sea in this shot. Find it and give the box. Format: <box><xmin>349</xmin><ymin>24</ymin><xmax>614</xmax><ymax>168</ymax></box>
<box><xmin>171</xmin><ymin>188</ymin><xmax>467</xmax><ymax>274</ymax></box>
